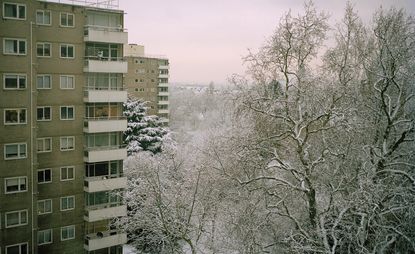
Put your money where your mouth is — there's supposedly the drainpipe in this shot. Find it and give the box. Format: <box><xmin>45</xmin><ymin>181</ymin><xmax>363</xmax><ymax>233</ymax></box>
<box><xmin>30</xmin><ymin>21</ymin><xmax>36</xmax><ymax>254</ymax></box>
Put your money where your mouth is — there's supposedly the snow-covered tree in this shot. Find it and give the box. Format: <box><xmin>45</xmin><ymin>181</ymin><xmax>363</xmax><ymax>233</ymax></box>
<box><xmin>124</xmin><ymin>97</ymin><xmax>169</xmax><ymax>155</ymax></box>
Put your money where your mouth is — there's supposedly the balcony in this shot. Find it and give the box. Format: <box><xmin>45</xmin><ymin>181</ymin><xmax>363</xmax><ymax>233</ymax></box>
<box><xmin>84</xmin><ymin>203</ymin><xmax>127</xmax><ymax>222</ymax></box>
<box><xmin>84</xmin><ymin>117</ymin><xmax>127</xmax><ymax>133</ymax></box>
<box><xmin>84</xmin><ymin>176</ymin><xmax>127</xmax><ymax>193</ymax></box>
<box><xmin>158</xmin><ymin>91</ymin><xmax>169</xmax><ymax>96</ymax></box>
<box><xmin>158</xmin><ymin>73</ymin><xmax>169</xmax><ymax>79</ymax></box>
<box><xmin>158</xmin><ymin>109</ymin><xmax>169</xmax><ymax>114</ymax></box>
<box><xmin>158</xmin><ymin>65</ymin><xmax>169</xmax><ymax>70</ymax></box>
<box><xmin>84</xmin><ymin>146</ymin><xmax>127</xmax><ymax>163</ymax></box>
<box><xmin>84</xmin><ymin>230</ymin><xmax>127</xmax><ymax>251</ymax></box>
<box><xmin>160</xmin><ymin>118</ymin><xmax>169</xmax><ymax>124</ymax></box>
<box><xmin>159</xmin><ymin>82</ymin><xmax>168</xmax><ymax>88</ymax></box>
<box><xmin>84</xmin><ymin>58</ymin><xmax>127</xmax><ymax>73</ymax></box>
<box><xmin>84</xmin><ymin>25</ymin><xmax>128</xmax><ymax>44</ymax></box>
<box><xmin>158</xmin><ymin>100</ymin><xmax>169</xmax><ymax>105</ymax></box>
<box><xmin>84</xmin><ymin>89</ymin><xmax>127</xmax><ymax>103</ymax></box>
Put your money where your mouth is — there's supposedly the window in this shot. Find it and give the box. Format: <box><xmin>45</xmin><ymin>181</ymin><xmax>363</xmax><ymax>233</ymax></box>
<box><xmin>37</xmin><ymin>168</ymin><xmax>52</xmax><ymax>184</ymax></box>
<box><xmin>4</xmin><ymin>108</ymin><xmax>26</xmax><ymax>124</ymax></box>
<box><xmin>60</xmin><ymin>136</ymin><xmax>74</xmax><ymax>151</ymax></box>
<box><xmin>61</xmin><ymin>225</ymin><xmax>75</xmax><ymax>241</ymax></box>
<box><xmin>5</xmin><ymin>210</ymin><xmax>27</xmax><ymax>228</ymax></box>
<box><xmin>60</xmin><ymin>166</ymin><xmax>74</xmax><ymax>181</ymax></box>
<box><xmin>60</xmin><ymin>196</ymin><xmax>75</xmax><ymax>211</ymax></box>
<box><xmin>60</xmin><ymin>44</ymin><xmax>74</xmax><ymax>58</ymax></box>
<box><xmin>38</xmin><ymin>229</ymin><xmax>53</xmax><ymax>245</ymax></box>
<box><xmin>60</xmin><ymin>106</ymin><xmax>74</xmax><ymax>120</ymax></box>
<box><xmin>139</xmin><ymin>88</ymin><xmax>144</xmax><ymax>92</ymax></box>
<box><xmin>4</xmin><ymin>143</ymin><xmax>27</xmax><ymax>160</ymax></box>
<box><xmin>3</xmin><ymin>74</ymin><xmax>26</xmax><ymax>89</ymax></box>
<box><xmin>60</xmin><ymin>13</ymin><xmax>74</xmax><ymax>27</ymax></box>
<box><xmin>3</xmin><ymin>38</ymin><xmax>26</xmax><ymax>55</ymax></box>
<box><xmin>37</xmin><ymin>106</ymin><xmax>52</xmax><ymax>121</ymax></box>
<box><xmin>36</xmin><ymin>10</ymin><xmax>51</xmax><ymax>25</ymax></box>
<box><xmin>60</xmin><ymin>75</ymin><xmax>74</xmax><ymax>89</ymax></box>
<box><xmin>36</xmin><ymin>75</ymin><xmax>52</xmax><ymax>89</ymax></box>
<box><xmin>5</xmin><ymin>177</ymin><xmax>27</xmax><ymax>194</ymax></box>
<box><xmin>37</xmin><ymin>138</ymin><xmax>52</xmax><ymax>153</ymax></box>
<box><xmin>38</xmin><ymin>199</ymin><xmax>52</xmax><ymax>214</ymax></box>
<box><xmin>5</xmin><ymin>243</ymin><xmax>28</xmax><ymax>254</ymax></box>
<box><xmin>37</xmin><ymin>42</ymin><xmax>51</xmax><ymax>57</ymax></box>
<box><xmin>3</xmin><ymin>2</ymin><xmax>26</xmax><ymax>20</ymax></box>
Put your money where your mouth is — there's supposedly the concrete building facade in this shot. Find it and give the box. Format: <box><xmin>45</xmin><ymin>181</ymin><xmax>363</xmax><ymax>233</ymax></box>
<box><xmin>124</xmin><ymin>44</ymin><xmax>169</xmax><ymax>125</ymax></box>
<box><xmin>0</xmin><ymin>1</ymin><xmax>127</xmax><ymax>253</ymax></box>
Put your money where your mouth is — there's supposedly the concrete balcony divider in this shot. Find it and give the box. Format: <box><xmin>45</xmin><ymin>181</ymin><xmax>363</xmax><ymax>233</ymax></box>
<box><xmin>84</xmin><ymin>176</ymin><xmax>127</xmax><ymax>192</ymax></box>
<box><xmin>84</xmin><ymin>89</ymin><xmax>127</xmax><ymax>103</ymax></box>
<box><xmin>84</xmin><ymin>230</ymin><xmax>127</xmax><ymax>251</ymax></box>
<box><xmin>84</xmin><ymin>203</ymin><xmax>127</xmax><ymax>222</ymax></box>
<box><xmin>84</xmin><ymin>26</ymin><xmax>128</xmax><ymax>44</ymax></box>
<box><xmin>84</xmin><ymin>118</ymin><xmax>127</xmax><ymax>133</ymax></box>
<box><xmin>84</xmin><ymin>146</ymin><xmax>127</xmax><ymax>163</ymax></box>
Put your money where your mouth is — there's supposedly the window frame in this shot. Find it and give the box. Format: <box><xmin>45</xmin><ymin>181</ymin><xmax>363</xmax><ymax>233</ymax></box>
<box><xmin>4</xmin><ymin>108</ymin><xmax>27</xmax><ymax>125</ymax></box>
<box><xmin>60</xmin><ymin>12</ymin><xmax>75</xmax><ymax>27</ymax></box>
<box><xmin>5</xmin><ymin>242</ymin><xmax>28</xmax><ymax>254</ymax></box>
<box><xmin>4</xmin><ymin>176</ymin><xmax>27</xmax><ymax>194</ymax></box>
<box><xmin>60</xmin><ymin>106</ymin><xmax>75</xmax><ymax>120</ymax></box>
<box><xmin>3</xmin><ymin>2</ymin><xmax>26</xmax><ymax>20</ymax></box>
<box><xmin>37</xmin><ymin>106</ymin><xmax>52</xmax><ymax>121</ymax></box>
<box><xmin>3</xmin><ymin>73</ymin><xmax>26</xmax><ymax>90</ymax></box>
<box><xmin>37</xmin><ymin>137</ymin><xmax>52</xmax><ymax>153</ymax></box>
<box><xmin>3</xmin><ymin>38</ymin><xmax>27</xmax><ymax>55</ymax></box>
<box><xmin>60</xmin><ymin>196</ymin><xmax>75</xmax><ymax>211</ymax></box>
<box><xmin>60</xmin><ymin>75</ymin><xmax>75</xmax><ymax>89</ymax></box>
<box><xmin>5</xmin><ymin>209</ymin><xmax>28</xmax><ymax>228</ymax></box>
<box><xmin>60</xmin><ymin>136</ymin><xmax>75</xmax><ymax>151</ymax></box>
<box><xmin>36</xmin><ymin>9</ymin><xmax>51</xmax><ymax>26</ymax></box>
<box><xmin>60</xmin><ymin>166</ymin><xmax>75</xmax><ymax>181</ymax></box>
<box><xmin>4</xmin><ymin>143</ymin><xmax>27</xmax><ymax>160</ymax></box>
<box><xmin>36</xmin><ymin>74</ymin><xmax>52</xmax><ymax>89</ymax></box>
<box><xmin>37</xmin><ymin>168</ymin><xmax>52</xmax><ymax>184</ymax></box>
<box><xmin>59</xmin><ymin>44</ymin><xmax>75</xmax><ymax>59</ymax></box>
<box><xmin>61</xmin><ymin>225</ymin><xmax>75</xmax><ymax>241</ymax></box>
<box><xmin>36</xmin><ymin>42</ymin><xmax>52</xmax><ymax>58</ymax></box>
<box><xmin>38</xmin><ymin>229</ymin><xmax>53</xmax><ymax>245</ymax></box>
<box><xmin>38</xmin><ymin>199</ymin><xmax>53</xmax><ymax>215</ymax></box>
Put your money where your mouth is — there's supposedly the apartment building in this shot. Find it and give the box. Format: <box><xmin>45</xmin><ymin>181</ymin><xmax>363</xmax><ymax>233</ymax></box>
<box><xmin>124</xmin><ymin>44</ymin><xmax>170</xmax><ymax>125</ymax></box>
<box><xmin>0</xmin><ymin>1</ymin><xmax>128</xmax><ymax>253</ymax></box>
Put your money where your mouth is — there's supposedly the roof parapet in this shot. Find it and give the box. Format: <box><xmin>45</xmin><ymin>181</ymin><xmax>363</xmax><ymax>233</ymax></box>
<box><xmin>37</xmin><ymin>0</ymin><xmax>120</xmax><ymax>10</ymax></box>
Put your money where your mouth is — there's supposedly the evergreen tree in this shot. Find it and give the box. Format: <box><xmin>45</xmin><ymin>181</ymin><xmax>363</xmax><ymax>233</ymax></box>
<box><xmin>123</xmin><ymin>97</ymin><xmax>169</xmax><ymax>155</ymax></box>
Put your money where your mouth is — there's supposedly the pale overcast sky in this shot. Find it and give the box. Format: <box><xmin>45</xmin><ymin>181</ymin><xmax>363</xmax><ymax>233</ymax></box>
<box><xmin>119</xmin><ymin>0</ymin><xmax>414</xmax><ymax>85</ymax></box>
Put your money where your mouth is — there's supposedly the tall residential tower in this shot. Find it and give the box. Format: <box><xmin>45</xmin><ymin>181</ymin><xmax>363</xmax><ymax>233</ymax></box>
<box><xmin>124</xmin><ymin>44</ymin><xmax>170</xmax><ymax>125</ymax></box>
<box><xmin>0</xmin><ymin>1</ymin><xmax>127</xmax><ymax>253</ymax></box>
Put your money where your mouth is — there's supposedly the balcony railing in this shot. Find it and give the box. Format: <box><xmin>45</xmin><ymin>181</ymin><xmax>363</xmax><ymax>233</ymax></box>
<box><xmin>84</xmin><ymin>25</ymin><xmax>126</xmax><ymax>34</ymax></box>
<box><xmin>84</xmin><ymin>116</ymin><xmax>126</xmax><ymax>126</ymax></box>
<box><xmin>84</xmin><ymin>56</ymin><xmax>125</xmax><ymax>62</ymax></box>
<box><xmin>84</xmin><ymin>144</ymin><xmax>126</xmax><ymax>152</ymax></box>
<box><xmin>84</xmin><ymin>230</ymin><xmax>127</xmax><ymax>251</ymax></box>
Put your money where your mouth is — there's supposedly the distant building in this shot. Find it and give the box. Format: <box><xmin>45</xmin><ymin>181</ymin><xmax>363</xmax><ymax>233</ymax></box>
<box><xmin>0</xmin><ymin>0</ymin><xmax>128</xmax><ymax>253</ymax></box>
<box><xmin>124</xmin><ymin>44</ymin><xmax>170</xmax><ymax>125</ymax></box>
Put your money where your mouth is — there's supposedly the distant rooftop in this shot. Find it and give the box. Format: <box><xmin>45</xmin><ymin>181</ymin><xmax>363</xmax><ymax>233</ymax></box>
<box><xmin>38</xmin><ymin>0</ymin><xmax>120</xmax><ymax>10</ymax></box>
